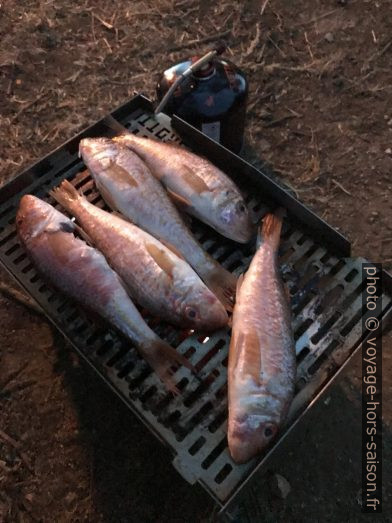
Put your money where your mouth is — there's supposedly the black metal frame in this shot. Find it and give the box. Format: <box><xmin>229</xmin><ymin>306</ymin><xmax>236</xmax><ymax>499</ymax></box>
<box><xmin>0</xmin><ymin>94</ymin><xmax>391</xmax><ymax>519</ymax></box>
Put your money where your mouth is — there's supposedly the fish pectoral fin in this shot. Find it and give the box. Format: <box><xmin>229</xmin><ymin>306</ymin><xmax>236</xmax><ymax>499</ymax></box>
<box><xmin>204</xmin><ymin>266</ymin><xmax>236</xmax><ymax>312</ymax></box>
<box><xmin>230</xmin><ymin>331</ymin><xmax>245</xmax><ymax>369</ymax></box>
<box><xmin>145</xmin><ymin>242</ymin><xmax>175</xmax><ymax>280</ymax></box>
<box><xmin>95</xmin><ymin>180</ymin><xmax>119</xmax><ymax>212</ymax></box>
<box><xmin>139</xmin><ymin>339</ymin><xmax>196</xmax><ymax>395</ymax></box>
<box><xmin>167</xmin><ymin>188</ymin><xmax>192</xmax><ymax>209</ymax></box>
<box><xmin>284</xmin><ymin>282</ymin><xmax>291</xmax><ymax>304</ymax></box>
<box><xmin>181</xmin><ymin>165</ymin><xmax>210</xmax><ymax>194</ymax></box>
<box><xmin>158</xmin><ymin>238</ymin><xmax>185</xmax><ymax>261</ymax></box>
<box><xmin>231</xmin><ymin>329</ymin><xmax>262</xmax><ymax>385</ymax></box>
<box><xmin>236</xmin><ymin>273</ymin><xmax>245</xmax><ymax>294</ymax></box>
<box><xmin>107</xmin><ymin>161</ymin><xmax>139</xmax><ymax>187</ymax></box>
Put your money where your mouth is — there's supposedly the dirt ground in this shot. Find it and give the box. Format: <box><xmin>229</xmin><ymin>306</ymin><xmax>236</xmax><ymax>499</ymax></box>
<box><xmin>1</xmin><ymin>0</ymin><xmax>391</xmax><ymax>522</ymax></box>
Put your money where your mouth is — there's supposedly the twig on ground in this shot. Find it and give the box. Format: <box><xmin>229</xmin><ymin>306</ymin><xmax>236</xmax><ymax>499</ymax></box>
<box><xmin>260</xmin><ymin>0</ymin><xmax>270</xmax><ymax>17</ymax></box>
<box><xmin>0</xmin><ymin>429</ymin><xmax>34</xmax><ymax>474</ymax></box>
<box><xmin>0</xmin><ymin>428</ymin><xmax>20</xmax><ymax>448</ymax></box>
<box><xmin>286</xmin><ymin>107</ymin><xmax>303</xmax><ymax>118</ymax></box>
<box><xmin>265</xmin><ymin>54</ymin><xmax>339</xmax><ymax>74</ymax></box>
<box><xmin>256</xmin><ymin>41</ymin><xmax>266</xmax><ymax>62</ymax></box>
<box><xmin>294</xmin><ymin>9</ymin><xmax>339</xmax><ymax>27</ymax></box>
<box><xmin>11</xmin><ymin>91</ymin><xmax>48</xmax><ymax>123</ymax></box>
<box><xmin>93</xmin><ymin>12</ymin><xmax>114</xmax><ymax>30</ymax></box>
<box><xmin>268</xmin><ymin>35</ymin><xmax>286</xmax><ymax>57</ymax></box>
<box><xmin>263</xmin><ymin>114</ymin><xmax>298</xmax><ymax>128</ymax></box>
<box><xmin>102</xmin><ymin>37</ymin><xmax>112</xmax><ymax>53</ymax></box>
<box><xmin>368</xmin><ymin>39</ymin><xmax>392</xmax><ymax>63</ymax></box>
<box><xmin>167</xmin><ymin>30</ymin><xmax>231</xmax><ymax>52</ymax></box>
<box><xmin>91</xmin><ymin>12</ymin><xmax>96</xmax><ymax>43</ymax></box>
<box><xmin>304</xmin><ymin>31</ymin><xmax>314</xmax><ymax>60</ymax></box>
<box><xmin>244</xmin><ymin>24</ymin><xmax>261</xmax><ymax>58</ymax></box>
<box><xmin>0</xmin><ymin>281</ymin><xmax>43</xmax><ymax>315</ymax></box>
<box><xmin>0</xmin><ymin>362</ymin><xmax>29</xmax><ymax>390</ymax></box>
<box><xmin>332</xmin><ymin>179</ymin><xmax>352</xmax><ymax>196</ymax></box>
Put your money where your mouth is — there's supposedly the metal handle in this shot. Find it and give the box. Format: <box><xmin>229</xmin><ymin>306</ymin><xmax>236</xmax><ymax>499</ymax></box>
<box><xmin>154</xmin><ymin>42</ymin><xmax>226</xmax><ymax>115</ymax></box>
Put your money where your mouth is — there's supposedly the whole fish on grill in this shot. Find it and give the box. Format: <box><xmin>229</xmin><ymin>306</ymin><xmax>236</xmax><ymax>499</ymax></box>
<box><xmin>106</xmin><ymin>118</ymin><xmax>255</xmax><ymax>244</ymax></box>
<box><xmin>50</xmin><ymin>180</ymin><xmax>228</xmax><ymax>332</ymax></box>
<box><xmin>16</xmin><ymin>195</ymin><xmax>193</xmax><ymax>393</ymax></box>
<box><xmin>78</xmin><ymin>136</ymin><xmax>236</xmax><ymax>311</ymax></box>
<box><xmin>227</xmin><ymin>209</ymin><xmax>296</xmax><ymax>463</ymax></box>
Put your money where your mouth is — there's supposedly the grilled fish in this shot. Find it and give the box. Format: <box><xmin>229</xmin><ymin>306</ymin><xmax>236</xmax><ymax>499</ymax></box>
<box><xmin>109</xmin><ymin>123</ymin><xmax>254</xmax><ymax>244</ymax></box>
<box><xmin>16</xmin><ymin>195</ymin><xmax>192</xmax><ymax>393</ymax></box>
<box><xmin>78</xmin><ymin>136</ymin><xmax>236</xmax><ymax>311</ymax></box>
<box><xmin>50</xmin><ymin>180</ymin><xmax>228</xmax><ymax>332</ymax></box>
<box><xmin>228</xmin><ymin>209</ymin><xmax>296</xmax><ymax>463</ymax></box>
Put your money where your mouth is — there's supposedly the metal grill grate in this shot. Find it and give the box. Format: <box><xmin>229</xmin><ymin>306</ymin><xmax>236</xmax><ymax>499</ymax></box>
<box><xmin>0</xmin><ymin>96</ymin><xmax>390</xmax><ymax>509</ymax></box>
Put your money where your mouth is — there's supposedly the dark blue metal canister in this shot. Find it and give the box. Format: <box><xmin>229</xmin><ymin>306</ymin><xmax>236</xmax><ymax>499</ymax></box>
<box><xmin>156</xmin><ymin>54</ymin><xmax>248</xmax><ymax>153</ymax></box>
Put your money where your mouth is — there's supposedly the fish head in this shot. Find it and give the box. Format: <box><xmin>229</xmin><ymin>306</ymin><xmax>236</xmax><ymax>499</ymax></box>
<box><xmin>16</xmin><ymin>195</ymin><xmax>74</xmax><ymax>242</ymax></box>
<box><xmin>178</xmin><ymin>281</ymin><xmax>228</xmax><ymax>331</ymax></box>
<box><xmin>79</xmin><ymin>137</ymin><xmax>119</xmax><ymax>171</ymax></box>
<box><xmin>216</xmin><ymin>192</ymin><xmax>255</xmax><ymax>243</ymax></box>
<box><xmin>228</xmin><ymin>412</ymin><xmax>279</xmax><ymax>464</ymax></box>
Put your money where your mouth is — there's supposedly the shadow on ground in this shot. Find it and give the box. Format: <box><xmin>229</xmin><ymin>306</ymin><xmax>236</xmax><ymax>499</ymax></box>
<box><xmin>53</xmin><ymin>328</ymin><xmax>392</xmax><ymax>523</ymax></box>
<box><xmin>53</xmin><ymin>332</ymin><xmax>215</xmax><ymax>523</ymax></box>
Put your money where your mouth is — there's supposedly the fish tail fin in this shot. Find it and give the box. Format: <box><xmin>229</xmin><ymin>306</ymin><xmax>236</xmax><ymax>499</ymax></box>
<box><xmin>140</xmin><ymin>339</ymin><xmax>195</xmax><ymax>395</ymax></box>
<box><xmin>204</xmin><ymin>266</ymin><xmax>237</xmax><ymax>312</ymax></box>
<box><xmin>50</xmin><ymin>180</ymin><xmax>83</xmax><ymax>214</ymax></box>
<box><xmin>102</xmin><ymin>114</ymin><xmax>129</xmax><ymax>136</ymax></box>
<box><xmin>259</xmin><ymin>208</ymin><xmax>286</xmax><ymax>250</ymax></box>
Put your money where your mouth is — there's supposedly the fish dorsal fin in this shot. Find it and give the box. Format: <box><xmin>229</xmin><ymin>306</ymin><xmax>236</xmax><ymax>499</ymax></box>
<box><xmin>159</xmin><ymin>238</ymin><xmax>185</xmax><ymax>260</ymax></box>
<box><xmin>166</xmin><ymin>188</ymin><xmax>192</xmax><ymax>209</ymax></box>
<box><xmin>106</xmin><ymin>161</ymin><xmax>139</xmax><ymax>187</ymax></box>
<box><xmin>236</xmin><ymin>273</ymin><xmax>245</xmax><ymax>294</ymax></box>
<box><xmin>111</xmin><ymin>210</ymin><xmax>131</xmax><ymax>223</ymax></box>
<box><xmin>146</xmin><ymin>242</ymin><xmax>175</xmax><ymax>280</ymax></box>
<box><xmin>181</xmin><ymin>165</ymin><xmax>209</xmax><ymax>194</ymax></box>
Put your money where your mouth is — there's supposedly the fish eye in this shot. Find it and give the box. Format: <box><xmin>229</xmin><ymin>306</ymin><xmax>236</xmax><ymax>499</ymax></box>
<box><xmin>237</xmin><ymin>202</ymin><xmax>246</xmax><ymax>213</ymax></box>
<box><xmin>264</xmin><ymin>424</ymin><xmax>276</xmax><ymax>439</ymax></box>
<box><xmin>185</xmin><ymin>307</ymin><xmax>198</xmax><ymax>320</ymax></box>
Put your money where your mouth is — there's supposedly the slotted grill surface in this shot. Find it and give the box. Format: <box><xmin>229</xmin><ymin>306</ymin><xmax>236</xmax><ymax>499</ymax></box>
<box><xmin>0</xmin><ymin>99</ymin><xmax>390</xmax><ymax>506</ymax></box>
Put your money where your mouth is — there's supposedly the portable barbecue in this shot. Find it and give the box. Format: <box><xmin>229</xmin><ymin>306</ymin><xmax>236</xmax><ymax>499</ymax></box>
<box><xmin>0</xmin><ymin>95</ymin><xmax>390</xmax><ymax>519</ymax></box>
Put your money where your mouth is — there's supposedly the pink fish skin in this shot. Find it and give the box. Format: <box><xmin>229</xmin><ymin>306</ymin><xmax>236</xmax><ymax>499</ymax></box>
<box><xmin>78</xmin><ymin>137</ymin><xmax>237</xmax><ymax>311</ymax></box>
<box><xmin>228</xmin><ymin>209</ymin><xmax>296</xmax><ymax>464</ymax></box>
<box><xmin>112</xmin><ymin>132</ymin><xmax>255</xmax><ymax>244</ymax></box>
<box><xmin>50</xmin><ymin>180</ymin><xmax>228</xmax><ymax>332</ymax></box>
<box><xmin>16</xmin><ymin>194</ymin><xmax>193</xmax><ymax>393</ymax></box>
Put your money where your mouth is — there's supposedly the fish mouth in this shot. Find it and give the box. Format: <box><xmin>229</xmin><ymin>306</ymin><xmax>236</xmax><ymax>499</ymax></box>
<box><xmin>203</xmin><ymin>313</ymin><xmax>228</xmax><ymax>332</ymax></box>
<box><xmin>196</xmin><ymin>309</ymin><xmax>228</xmax><ymax>332</ymax></box>
<box><xmin>79</xmin><ymin>138</ymin><xmax>95</xmax><ymax>157</ymax></box>
<box><xmin>194</xmin><ymin>297</ymin><xmax>229</xmax><ymax>331</ymax></box>
<box><xmin>228</xmin><ymin>418</ymin><xmax>279</xmax><ymax>463</ymax></box>
<box><xmin>226</xmin><ymin>226</ymin><xmax>255</xmax><ymax>244</ymax></box>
